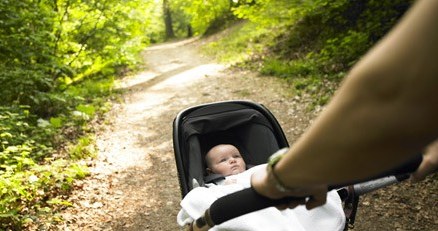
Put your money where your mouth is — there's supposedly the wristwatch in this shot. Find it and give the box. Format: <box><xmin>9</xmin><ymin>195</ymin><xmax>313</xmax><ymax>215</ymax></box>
<box><xmin>267</xmin><ymin>147</ymin><xmax>294</xmax><ymax>193</ymax></box>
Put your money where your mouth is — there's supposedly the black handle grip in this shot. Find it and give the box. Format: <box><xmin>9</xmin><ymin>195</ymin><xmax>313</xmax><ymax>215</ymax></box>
<box><xmin>208</xmin><ymin>187</ymin><xmax>302</xmax><ymax>225</ymax></box>
<box><xmin>205</xmin><ymin>155</ymin><xmax>423</xmax><ymax>226</ymax></box>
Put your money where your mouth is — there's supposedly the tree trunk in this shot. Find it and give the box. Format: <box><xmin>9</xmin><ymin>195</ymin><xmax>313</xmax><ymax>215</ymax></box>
<box><xmin>163</xmin><ymin>0</ymin><xmax>175</xmax><ymax>39</ymax></box>
<box><xmin>187</xmin><ymin>24</ymin><xmax>193</xmax><ymax>38</ymax></box>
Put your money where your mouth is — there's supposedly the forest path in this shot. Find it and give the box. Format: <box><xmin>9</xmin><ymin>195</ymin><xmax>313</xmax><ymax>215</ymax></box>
<box><xmin>55</xmin><ymin>37</ymin><xmax>302</xmax><ymax>230</ymax></box>
<box><xmin>54</xmin><ymin>36</ymin><xmax>437</xmax><ymax>231</ymax></box>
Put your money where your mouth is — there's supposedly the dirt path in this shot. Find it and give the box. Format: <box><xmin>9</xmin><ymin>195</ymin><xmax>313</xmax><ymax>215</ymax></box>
<box><xmin>55</xmin><ymin>37</ymin><xmax>437</xmax><ymax>231</ymax></box>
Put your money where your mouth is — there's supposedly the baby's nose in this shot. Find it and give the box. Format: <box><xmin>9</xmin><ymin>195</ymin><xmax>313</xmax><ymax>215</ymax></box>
<box><xmin>229</xmin><ymin>158</ymin><xmax>236</xmax><ymax>163</ymax></box>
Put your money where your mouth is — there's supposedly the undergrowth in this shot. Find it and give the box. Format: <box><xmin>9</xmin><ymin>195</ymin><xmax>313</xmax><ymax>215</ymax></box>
<box><xmin>202</xmin><ymin>0</ymin><xmax>412</xmax><ymax>109</ymax></box>
<box><xmin>0</xmin><ymin>78</ymin><xmax>116</xmax><ymax>230</ymax></box>
<box><xmin>201</xmin><ymin>21</ymin><xmax>274</xmax><ymax>65</ymax></box>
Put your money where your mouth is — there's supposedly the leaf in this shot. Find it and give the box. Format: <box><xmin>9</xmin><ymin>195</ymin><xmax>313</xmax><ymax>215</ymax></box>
<box><xmin>0</xmin><ymin>213</ymin><xmax>15</xmax><ymax>218</ymax></box>
<box><xmin>76</xmin><ymin>104</ymin><xmax>95</xmax><ymax>117</ymax></box>
<box><xmin>0</xmin><ymin>132</ymin><xmax>13</xmax><ymax>139</ymax></box>
<box><xmin>49</xmin><ymin>117</ymin><xmax>63</xmax><ymax>128</ymax></box>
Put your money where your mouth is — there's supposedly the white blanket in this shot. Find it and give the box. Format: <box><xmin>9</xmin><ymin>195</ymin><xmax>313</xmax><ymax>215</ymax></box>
<box><xmin>177</xmin><ymin>164</ymin><xmax>346</xmax><ymax>231</ymax></box>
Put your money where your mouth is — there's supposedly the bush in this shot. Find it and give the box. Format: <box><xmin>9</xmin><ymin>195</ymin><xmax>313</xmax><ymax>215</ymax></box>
<box><xmin>0</xmin><ymin>104</ymin><xmax>97</xmax><ymax>228</ymax></box>
<box><xmin>0</xmin><ymin>76</ymin><xmax>113</xmax><ymax>228</ymax></box>
<box><xmin>236</xmin><ymin>0</ymin><xmax>412</xmax><ymax>107</ymax></box>
<box><xmin>0</xmin><ymin>159</ymin><xmax>88</xmax><ymax>229</ymax></box>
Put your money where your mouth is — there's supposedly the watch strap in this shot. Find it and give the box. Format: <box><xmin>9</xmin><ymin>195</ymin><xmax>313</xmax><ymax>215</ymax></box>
<box><xmin>267</xmin><ymin>148</ymin><xmax>294</xmax><ymax>192</ymax></box>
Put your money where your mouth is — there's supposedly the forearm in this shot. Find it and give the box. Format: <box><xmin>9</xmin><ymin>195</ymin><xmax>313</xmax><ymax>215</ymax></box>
<box><xmin>275</xmin><ymin>0</ymin><xmax>438</xmax><ymax>186</ymax></box>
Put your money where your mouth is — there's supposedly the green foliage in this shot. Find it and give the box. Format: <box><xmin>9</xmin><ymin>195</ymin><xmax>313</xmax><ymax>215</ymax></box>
<box><xmin>0</xmin><ymin>159</ymin><xmax>88</xmax><ymax>229</ymax></box>
<box><xmin>0</xmin><ymin>0</ymin><xmax>154</xmax><ymax>116</ymax></box>
<box><xmin>145</xmin><ymin>1</ymin><xmax>167</xmax><ymax>43</ymax></box>
<box><xmin>0</xmin><ymin>103</ymin><xmax>94</xmax><ymax>228</ymax></box>
<box><xmin>171</xmin><ymin>0</ymin><xmax>238</xmax><ymax>36</ymax></box>
<box><xmin>261</xmin><ymin>58</ymin><xmax>318</xmax><ymax>78</ymax></box>
<box><xmin>232</xmin><ymin>0</ymin><xmax>302</xmax><ymax>27</ymax></box>
<box><xmin>0</xmin><ymin>0</ymin><xmax>154</xmax><ymax>228</ymax></box>
<box><xmin>219</xmin><ymin>0</ymin><xmax>413</xmax><ymax>107</ymax></box>
<box><xmin>0</xmin><ymin>106</ymin><xmax>54</xmax><ymax>153</ymax></box>
<box><xmin>202</xmin><ymin>22</ymin><xmax>270</xmax><ymax>64</ymax></box>
<box><xmin>69</xmin><ymin>135</ymin><xmax>97</xmax><ymax>160</ymax></box>
<box><xmin>317</xmin><ymin>30</ymin><xmax>370</xmax><ymax>70</ymax></box>
<box><xmin>0</xmin><ymin>73</ymin><xmax>114</xmax><ymax>229</ymax></box>
<box><xmin>51</xmin><ymin>0</ymin><xmax>153</xmax><ymax>80</ymax></box>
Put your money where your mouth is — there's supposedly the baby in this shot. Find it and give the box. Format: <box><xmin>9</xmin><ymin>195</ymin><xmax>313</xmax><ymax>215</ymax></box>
<box><xmin>178</xmin><ymin>145</ymin><xmax>346</xmax><ymax>230</ymax></box>
<box><xmin>205</xmin><ymin>144</ymin><xmax>246</xmax><ymax>176</ymax></box>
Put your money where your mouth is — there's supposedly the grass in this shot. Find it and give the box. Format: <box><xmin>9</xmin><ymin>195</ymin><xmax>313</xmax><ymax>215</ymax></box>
<box><xmin>199</xmin><ymin>20</ymin><xmax>343</xmax><ymax>111</ymax></box>
<box><xmin>201</xmin><ymin>21</ymin><xmax>272</xmax><ymax>64</ymax></box>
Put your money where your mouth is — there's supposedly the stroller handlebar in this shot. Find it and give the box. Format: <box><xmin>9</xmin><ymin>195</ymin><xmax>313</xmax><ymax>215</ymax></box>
<box><xmin>352</xmin><ymin>174</ymin><xmax>406</xmax><ymax>196</ymax></box>
<box><xmin>193</xmin><ymin>155</ymin><xmax>423</xmax><ymax>229</ymax></box>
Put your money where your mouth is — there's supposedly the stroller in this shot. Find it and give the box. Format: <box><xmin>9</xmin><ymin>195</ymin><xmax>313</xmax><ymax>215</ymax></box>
<box><xmin>173</xmin><ymin>100</ymin><xmax>421</xmax><ymax>230</ymax></box>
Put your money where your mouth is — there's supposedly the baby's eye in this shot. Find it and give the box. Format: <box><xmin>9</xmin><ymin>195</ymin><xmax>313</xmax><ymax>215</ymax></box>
<box><xmin>233</xmin><ymin>154</ymin><xmax>242</xmax><ymax>158</ymax></box>
<box><xmin>219</xmin><ymin>158</ymin><xmax>227</xmax><ymax>163</ymax></box>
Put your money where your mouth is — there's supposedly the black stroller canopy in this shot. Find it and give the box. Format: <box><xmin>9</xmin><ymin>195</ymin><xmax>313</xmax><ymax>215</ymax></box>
<box><xmin>173</xmin><ymin>101</ymin><xmax>289</xmax><ymax>197</ymax></box>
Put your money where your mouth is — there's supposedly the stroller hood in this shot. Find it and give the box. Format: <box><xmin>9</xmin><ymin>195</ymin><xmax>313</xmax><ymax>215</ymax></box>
<box><xmin>173</xmin><ymin>100</ymin><xmax>289</xmax><ymax>197</ymax></box>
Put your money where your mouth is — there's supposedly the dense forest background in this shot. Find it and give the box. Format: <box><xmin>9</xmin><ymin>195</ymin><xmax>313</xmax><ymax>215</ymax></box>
<box><xmin>0</xmin><ymin>0</ymin><xmax>413</xmax><ymax>229</ymax></box>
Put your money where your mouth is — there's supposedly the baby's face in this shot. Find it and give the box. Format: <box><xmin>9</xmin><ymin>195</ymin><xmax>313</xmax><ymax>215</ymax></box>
<box><xmin>206</xmin><ymin>145</ymin><xmax>246</xmax><ymax>176</ymax></box>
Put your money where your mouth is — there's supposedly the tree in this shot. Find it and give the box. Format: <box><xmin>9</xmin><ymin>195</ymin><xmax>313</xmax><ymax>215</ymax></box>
<box><xmin>163</xmin><ymin>0</ymin><xmax>175</xmax><ymax>39</ymax></box>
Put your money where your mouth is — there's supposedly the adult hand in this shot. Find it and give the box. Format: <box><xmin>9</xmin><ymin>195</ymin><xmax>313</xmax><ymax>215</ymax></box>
<box><xmin>410</xmin><ymin>139</ymin><xmax>438</xmax><ymax>182</ymax></box>
<box><xmin>250</xmin><ymin>166</ymin><xmax>328</xmax><ymax>210</ymax></box>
